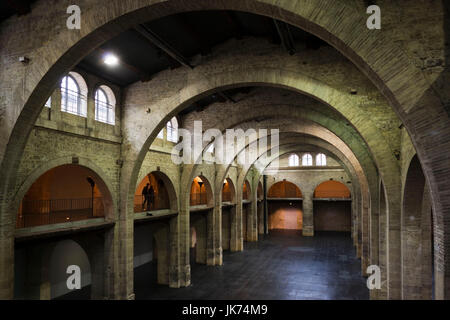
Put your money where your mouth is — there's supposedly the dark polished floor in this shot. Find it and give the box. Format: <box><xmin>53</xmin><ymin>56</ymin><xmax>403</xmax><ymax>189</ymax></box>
<box><xmin>135</xmin><ymin>230</ymin><xmax>369</xmax><ymax>300</ymax></box>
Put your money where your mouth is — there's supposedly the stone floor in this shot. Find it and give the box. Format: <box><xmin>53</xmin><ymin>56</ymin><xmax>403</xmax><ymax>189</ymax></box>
<box><xmin>135</xmin><ymin>230</ymin><xmax>369</xmax><ymax>300</ymax></box>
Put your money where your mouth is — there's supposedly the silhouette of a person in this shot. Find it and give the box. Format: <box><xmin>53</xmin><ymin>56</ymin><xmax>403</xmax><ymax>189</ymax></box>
<box><xmin>142</xmin><ymin>183</ymin><xmax>150</xmax><ymax>210</ymax></box>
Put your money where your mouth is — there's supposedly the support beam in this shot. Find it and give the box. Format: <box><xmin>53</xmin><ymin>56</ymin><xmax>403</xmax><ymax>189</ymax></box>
<box><xmin>134</xmin><ymin>25</ymin><xmax>194</xmax><ymax>69</ymax></box>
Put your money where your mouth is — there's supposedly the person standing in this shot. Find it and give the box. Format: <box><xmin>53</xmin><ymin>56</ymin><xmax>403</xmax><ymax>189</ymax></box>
<box><xmin>142</xmin><ymin>183</ymin><xmax>150</xmax><ymax>210</ymax></box>
<box><xmin>148</xmin><ymin>185</ymin><xmax>155</xmax><ymax>211</ymax></box>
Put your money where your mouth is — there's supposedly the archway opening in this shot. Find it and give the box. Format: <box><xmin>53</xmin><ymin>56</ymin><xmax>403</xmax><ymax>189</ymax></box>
<box><xmin>267</xmin><ymin>181</ymin><xmax>303</xmax><ymax>231</ymax></box>
<box><xmin>134</xmin><ymin>171</ymin><xmax>175</xmax><ymax>212</ymax></box>
<box><xmin>133</xmin><ymin>222</ymin><xmax>171</xmax><ymax>297</ymax></box>
<box><xmin>313</xmin><ymin>181</ymin><xmax>351</xmax><ymax>232</ymax></box>
<box><xmin>190</xmin><ymin>176</ymin><xmax>209</xmax><ymax>206</ymax></box>
<box><xmin>16</xmin><ymin>164</ymin><xmax>110</xmax><ymax>229</ymax></box>
<box><xmin>222</xmin><ymin>178</ymin><xmax>236</xmax><ymax>204</ymax></box>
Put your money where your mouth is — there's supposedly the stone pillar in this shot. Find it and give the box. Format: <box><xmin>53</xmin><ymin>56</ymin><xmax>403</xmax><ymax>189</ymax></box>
<box><xmin>86</xmin><ymin>84</ymin><xmax>96</xmax><ymax>131</ymax></box>
<box><xmin>0</xmin><ymin>235</ymin><xmax>14</xmax><ymax>299</ymax></box>
<box><xmin>302</xmin><ymin>192</ymin><xmax>314</xmax><ymax>236</ymax></box>
<box><xmin>50</xmin><ymin>89</ymin><xmax>62</xmax><ymax>123</ymax></box>
<box><xmin>206</xmin><ymin>209</ymin><xmax>216</xmax><ymax>266</ymax></box>
<box><xmin>420</xmin><ymin>185</ymin><xmax>432</xmax><ymax>299</ymax></box>
<box><xmin>169</xmin><ymin>215</ymin><xmax>183</xmax><ymax>288</ymax></box>
<box><xmin>222</xmin><ymin>207</ymin><xmax>231</xmax><ymax>250</ymax></box>
<box><xmin>231</xmin><ymin>198</ymin><xmax>243</xmax><ymax>252</ymax></box>
<box><xmin>361</xmin><ymin>201</ymin><xmax>370</xmax><ymax>276</ymax></box>
<box><xmin>378</xmin><ymin>183</ymin><xmax>388</xmax><ymax>300</ymax></box>
<box><xmin>247</xmin><ymin>198</ymin><xmax>258</xmax><ymax>242</ymax></box>
<box><xmin>116</xmin><ymin>217</ymin><xmax>135</xmax><ymax>300</ymax></box>
<box><xmin>24</xmin><ymin>245</ymin><xmax>52</xmax><ymax>300</ymax></box>
<box><xmin>258</xmin><ymin>200</ymin><xmax>264</xmax><ymax>235</ymax></box>
<box><xmin>154</xmin><ymin>227</ymin><xmax>170</xmax><ymax>285</ymax></box>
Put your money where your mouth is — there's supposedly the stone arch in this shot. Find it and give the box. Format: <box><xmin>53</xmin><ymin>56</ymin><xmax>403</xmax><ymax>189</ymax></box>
<box><xmin>268</xmin><ymin>181</ymin><xmax>303</xmax><ymax>199</ymax></box>
<box><xmin>222</xmin><ymin>178</ymin><xmax>236</xmax><ymax>204</ymax></box>
<box><xmin>134</xmin><ymin>170</ymin><xmax>178</xmax><ymax>212</ymax></box>
<box><xmin>190</xmin><ymin>175</ymin><xmax>214</xmax><ymax>208</ymax></box>
<box><xmin>401</xmin><ymin>154</ymin><xmax>433</xmax><ymax>299</ymax></box>
<box><xmin>313</xmin><ymin>180</ymin><xmax>352</xmax><ymax>199</ymax></box>
<box><xmin>13</xmin><ymin>157</ymin><xmax>116</xmax><ymax>225</ymax></box>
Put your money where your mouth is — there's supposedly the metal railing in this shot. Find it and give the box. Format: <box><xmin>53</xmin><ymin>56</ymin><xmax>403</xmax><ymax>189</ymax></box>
<box><xmin>95</xmin><ymin>99</ymin><xmax>115</xmax><ymax>124</ymax></box>
<box><xmin>134</xmin><ymin>194</ymin><xmax>170</xmax><ymax>213</ymax></box>
<box><xmin>16</xmin><ymin>197</ymin><xmax>104</xmax><ymax>228</ymax></box>
<box><xmin>190</xmin><ymin>192</ymin><xmax>207</xmax><ymax>206</ymax></box>
<box><xmin>61</xmin><ymin>88</ymin><xmax>87</xmax><ymax>117</ymax></box>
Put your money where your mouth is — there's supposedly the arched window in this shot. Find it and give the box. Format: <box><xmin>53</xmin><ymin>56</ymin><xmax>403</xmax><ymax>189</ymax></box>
<box><xmin>288</xmin><ymin>154</ymin><xmax>299</xmax><ymax>167</ymax></box>
<box><xmin>316</xmin><ymin>153</ymin><xmax>327</xmax><ymax>166</ymax></box>
<box><xmin>61</xmin><ymin>74</ymin><xmax>86</xmax><ymax>117</ymax></box>
<box><xmin>167</xmin><ymin>117</ymin><xmax>178</xmax><ymax>143</ymax></box>
<box><xmin>302</xmin><ymin>153</ymin><xmax>313</xmax><ymax>166</ymax></box>
<box><xmin>95</xmin><ymin>86</ymin><xmax>115</xmax><ymax>125</ymax></box>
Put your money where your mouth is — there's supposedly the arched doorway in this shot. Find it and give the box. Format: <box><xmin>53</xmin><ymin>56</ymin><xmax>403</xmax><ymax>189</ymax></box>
<box><xmin>267</xmin><ymin>181</ymin><xmax>303</xmax><ymax>231</ymax></box>
<box><xmin>313</xmin><ymin>181</ymin><xmax>351</xmax><ymax>232</ymax></box>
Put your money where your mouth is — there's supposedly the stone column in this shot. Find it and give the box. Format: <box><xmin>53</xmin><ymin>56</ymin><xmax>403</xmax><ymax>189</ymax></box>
<box><xmin>231</xmin><ymin>198</ymin><xmax>243</xmax><ymax>252</ymax></box>
<box><xmin>169</xmin><ymin>215</ymin><xmax>183</xmax><ymax>288</ymax></box>
<box><xmin>154</xmin><ymin>226</ymin><xmax>170</xmax><ymax>285</ymax></box>
<box><xmin>206</xmin><ymin>209</ymin><xmax>216</xmax><ymax>266</ymax></box>
<box><xmin>247</xmin><ymin>197</ymin><xmax>258</xmax><ymax>242</ymax></box>
<box><xmin>302</xmin><ymin>192</ymin><xmax>314</xmax><ymax>236</ymax></box>
<box><xmin>258</xmin><ymin>200</ymin><xmax>264</xmax><ymax>235</ymax></box>
<box><xmin>86</xmin><ymin>84</ymin><xmax>96</xmax><ymax>131</ymax></box>
<box><xmin>176</xmin><ymin>203</ymin><xmax>191</xmax><ymax>288</ymax></box>
<box><xmin>23</xmin><ymin>245</ymin><xmax>52</xmax><ymax>300</ymax></box>
<box><xmin>378</xmin><ymin>183</ymin><xmax>388</xmax><ymax>300</ymax></box>
<box><xmin>0</xmin><ymin>235</ymin><xmax>14</xmax><ymax>299</ymax></box>
<box><xmin>50</xmin><ymin>89</ymin><xmax>62</xmax><ymax>123</ymax></box>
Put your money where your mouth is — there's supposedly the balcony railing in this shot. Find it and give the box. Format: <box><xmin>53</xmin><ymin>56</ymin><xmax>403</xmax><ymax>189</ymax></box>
<box><xmin>134</xmin><ymin>194</ymin><xmax>170</xmax><ymax>213</ymax></box>
<box><xmin>95</xmin><ymin>99</ymin><xmax>115</xmax><ymax>125</ymax></box>
<box><xmin>16</xmin><ymin>197</ymin><xmax>104</xmax><ymax>228</ymax></box>
<box><xmin>190</xmin><ymin>192</ymin><xmax>207</xmax><ymax>206</ymax></box>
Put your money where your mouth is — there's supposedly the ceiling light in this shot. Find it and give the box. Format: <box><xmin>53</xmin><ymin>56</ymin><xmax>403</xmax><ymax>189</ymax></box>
<box><xmin>103</xmin><ymin>53</ymin><xmax>119</xmax><ymax>66</ymax></box>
